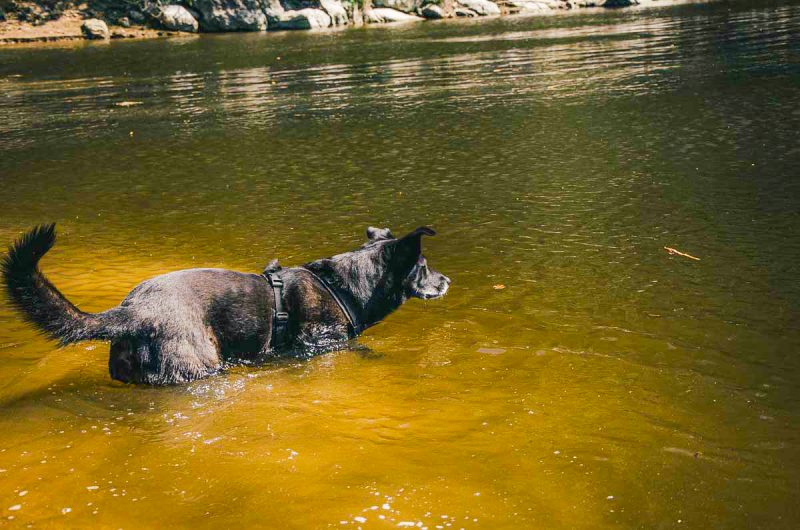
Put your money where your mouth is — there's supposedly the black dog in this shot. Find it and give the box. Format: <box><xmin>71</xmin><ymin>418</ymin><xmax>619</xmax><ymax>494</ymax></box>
<box><xmin>2</xmin><ymin>224</ymin><xmax>450</xmax><ymax>385</ymax></box>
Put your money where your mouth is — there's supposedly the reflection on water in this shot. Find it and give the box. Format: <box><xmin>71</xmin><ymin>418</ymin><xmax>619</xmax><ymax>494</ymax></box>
<box><xmin>1</xmin><ymin>0</ymin><xmax>800</xmax><ymax>528</ymax></box>
<box><xmin>2</xmin><ymin>3</ymin><xmax>798</xmax><ymax>151</ymax></box>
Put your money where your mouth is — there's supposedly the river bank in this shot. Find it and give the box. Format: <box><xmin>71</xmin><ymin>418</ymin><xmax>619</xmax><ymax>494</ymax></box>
<box><xmin>0</xmin><ymin>0</ymin><xmax>667</xmax><ymax>45</ymax></box>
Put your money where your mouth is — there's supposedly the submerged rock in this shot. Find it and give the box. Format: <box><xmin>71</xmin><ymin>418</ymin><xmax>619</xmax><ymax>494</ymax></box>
<box><xmin>421</xmin><ymin>3</ymin><xmax>445</xmax><ymax>18</ymax></box>
<box><xmin>365</xmin><ymin>7</ymin><xmax>423</xmax><ymax>23</ymax></box>
<box><xmin>193</xmin><ymin>0</ymin><xmax>268</xmax><ymax>31</ymax></box>
<box><xmin>159</xmin><ymin>5</ymin><xmax>199</xmax><ymax>32</ymax></box>
<box><xmin>275</xmin><ymin>8</ymin><xmax>332</xmax><ymax>29</ymax></box>
<box><xmin>456</xmin><ymin>0</ymin><xmax>500</xmax><ymax>15</ymax></box>
<box><xmin>81</xmin><ymin>18</ymin><xmax>110</xmax><ymax>39</ymax></box>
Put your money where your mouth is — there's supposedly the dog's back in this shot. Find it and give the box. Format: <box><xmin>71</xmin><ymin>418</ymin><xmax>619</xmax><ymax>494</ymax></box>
<box><xmin>110</xmin><ymin>268</ymin><xmax>273</xmax><ymax>384</ymax></box>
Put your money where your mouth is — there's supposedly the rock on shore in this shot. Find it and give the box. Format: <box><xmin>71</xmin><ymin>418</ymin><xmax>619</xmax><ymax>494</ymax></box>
<box><xmin>0</xmin><ymin>0</ymin><xmax>664</xmax><ymax>44</ymax></box>
<box><xmin>372</xmin><ymin>0</ymin><xmax>423</xmax><ymax>14</ymax></box>
<box><xmin>159</xmin><ymin>5</ymin><xmax>199</xmax><ymax>32</ymax></box>
<box><xmin>365</xmin><ymin>7</ymin><xmax>423</xmax><ymax>24</ymax></box>
<box><xmin>81</xmin><ymin>18</ymin><xmax>109</xmax><ymax>39</ymax></box>
<box><xmin>421</xmin><ymin>4</ymin><xmax>445</xmax><ymax>19</ymax></box>
<box><xmin>275</xmin><ymin>8</ymin><xmax>331</xmax><ymax>29</ymax></box>
<box><xmin>575</xmin><ymin>0</ymin><xmax>639</xmax><ymax>5</ymax></box>
<box><xmin>506</xmin><ymin>0</ymin><xmax>554</xmax><ymax>12</ymax></box>
<box><xmin>192</xmin><ymin>0</ymin><xmax>348</xmax><ymax>30</ymax></box>
<box><xmin>193</xmin><ymin>0</ymin><xmax>268</xmax><ymax>31</ymax></box>
<box><xmin>320</xmin><ymin>0</ymin><xmax>348</xmax><ymax>25</ymax></box>
<box><xmin>456</xmin><ymin>0</ymin><xmax>501</xmax><ymax>16</ymax></box>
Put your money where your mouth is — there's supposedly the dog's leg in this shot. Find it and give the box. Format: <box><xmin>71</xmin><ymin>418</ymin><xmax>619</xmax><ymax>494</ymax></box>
<box><xmin>139</xmin><ymin>334</ymin><xmax>221</xmax><ymax>384</ymax></box>
<box><xmin>292</xmin><ymin>322</ymin><xmax>351</xmax><ymax>358</ymax></box>
<box><xmin>109</xmin><ymin>338</ymin><xmax>138</xmax><ymax>383</ymax></box>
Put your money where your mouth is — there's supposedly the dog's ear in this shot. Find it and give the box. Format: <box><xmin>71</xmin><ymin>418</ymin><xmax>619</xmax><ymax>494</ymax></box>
<box><xmin>262</xmin><ymin>259</ymin><xmax>281</xmax><ymax>274</ymax></box>
<box><xmin>407</xmin><ymin>226</ymin><xmax>436</xmax><ymax>238</ymax></box>
<box><xmin>398</xmin><ymin>226</ymin><xmax>436</xmax><ymax>256</ymax></box>
<box><xmin>366</xmin><ymin>226</ymin><xmax>395</xmax><ymax>241</ymax></box>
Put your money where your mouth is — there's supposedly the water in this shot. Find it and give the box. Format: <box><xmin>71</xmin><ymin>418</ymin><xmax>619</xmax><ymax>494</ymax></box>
<box><xmin>1</xmin><ymin>0</ymin><xmax>799</xmax><ymax>527</ymax></box>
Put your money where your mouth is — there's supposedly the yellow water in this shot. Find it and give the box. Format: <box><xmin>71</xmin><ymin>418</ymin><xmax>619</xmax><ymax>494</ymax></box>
<box><xmin>1</xmin><ymin>0</ymin><xmax>800</xmax><ymax>527</ymax></box>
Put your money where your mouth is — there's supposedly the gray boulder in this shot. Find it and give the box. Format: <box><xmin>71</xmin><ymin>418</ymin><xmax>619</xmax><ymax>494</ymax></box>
<box><xmin>193</xmin><ymin>0</ymin><xmax>268</xmax><ymax>31</ymax></box>
<box><xmin>269</xmin><ymin>0</ymin><xmax>346</xmax><ymax>27</ymax></box>
<box><xmin>159</xmin><ymin>5</ymin><xmax>199</xmax><ymax>32</ymax></box>
<box><xmin>81</xmin><ymin>18</ymin><xmax>110</xmax><ymax>39</ymax></box>
<box><xmin>263</xmin><ymin>0</ymin><xmax>285</xmax><ymax>26</ymax></box>
<box><xmin>454</xmin><ymin>6</ymin><xmax>476</xmax><ymax>15</ymax></box>
<box><xmin>573</xmin><ymin>0</ymin><xmax>637</xmax><ymax>5</ymax></box>
<box><xmin>456</xmin><ymin>0</ymin><xmax>500</xmax><ymax>15</ymax></box>
<box><xmin>275</xmin><ymin>8</ymin><xmax>331</xmax><ymax>29</ymax></box>
<box><xmin>420</xmin><ymin>3</ymin><xmax>445</xmax><ymax>18</ymax></box>
<box><xmin>320</xmin><ymin>0</ymin><xmax>348</xmax><ymax>25</ymax></box>
<box><xmin>372</xmin><ymin>0</ymin><xmax>422</xmax><ymax>14</ymax></box>
<box><xmin>128</xmin><ymin>9</ymin><xmax>146</xmax><ymax>23</ymax></box>
<box><xmin>506</xmin><ymin>0</ymin><xmax>553</xmax><ymax>11</ymax></box>
<box><xmin>365</xmin><ymin>7</ymin><xmax>423</xmax><ymax>23</ymax></box>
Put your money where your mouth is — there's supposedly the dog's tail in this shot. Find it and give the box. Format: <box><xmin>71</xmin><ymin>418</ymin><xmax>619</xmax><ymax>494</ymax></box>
<box><xmin>2</xmin><ymin>224</ymin><xmax>128</xmax><ymax>345</ymax></box>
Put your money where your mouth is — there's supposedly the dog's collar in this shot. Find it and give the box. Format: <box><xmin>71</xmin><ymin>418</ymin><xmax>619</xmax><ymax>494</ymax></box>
<box><xmin>262</xmin><ymin>270</ymin><xmax>290</xmax><ymax>349</ymax></box>
<box><xmin>300</xmin><ymin>267</ymin><xmax>361</xmax><ymax>337</ymax></box>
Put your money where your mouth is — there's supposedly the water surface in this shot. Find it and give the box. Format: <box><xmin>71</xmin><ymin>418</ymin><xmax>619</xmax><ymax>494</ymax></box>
<box><xmin>1</xmin><ymin>1</ymin><xmax>799</xmax><ymax>528</ymax></box>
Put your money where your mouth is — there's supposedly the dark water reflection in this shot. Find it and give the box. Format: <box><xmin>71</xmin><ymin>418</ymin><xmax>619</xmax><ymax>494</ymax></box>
<box><xmin>0</xmin><ymin>0</ymin><xmax>799</xmax><ymax>528</ymax></box>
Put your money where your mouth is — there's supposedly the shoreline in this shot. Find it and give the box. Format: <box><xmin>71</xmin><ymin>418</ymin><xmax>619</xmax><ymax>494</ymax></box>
<box><xmin>0</xmin><ymin>0</ymin><xmax>679</xmax><ymax>47</ymax></box>
<box><xmin>0</xmin><ymin>9</ymin><xmax>189</xmax><ymax>45</ymax></box>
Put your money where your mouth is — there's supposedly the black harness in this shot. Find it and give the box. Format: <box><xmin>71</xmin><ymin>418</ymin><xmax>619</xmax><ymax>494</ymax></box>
<box><xmin>263</xmin><ymin>270</ymin><xmax>290</xmax><ymax>348</ymax></box>
<box><xmin>301</xmin><ymin>268</ymin><xmax>362</xmax><ymax>337</ymax></box>
<box><xmin>262</xmin><ymin>268</ymin><xmax>360</xmax><ymax>349</ymax></box>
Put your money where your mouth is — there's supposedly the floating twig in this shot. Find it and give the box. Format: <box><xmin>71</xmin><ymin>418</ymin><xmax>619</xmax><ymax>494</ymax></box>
<box><xmin>664</xmin><ymin>247</ymin><xmax>700</xmax><ymax>261</ymax></box>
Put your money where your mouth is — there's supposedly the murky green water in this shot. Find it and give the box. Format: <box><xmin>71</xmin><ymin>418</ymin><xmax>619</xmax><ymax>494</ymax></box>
<box><xmin>1</xmin><ymin>1</ymin><xmax>799</xmax><ymax>527</ymax></box>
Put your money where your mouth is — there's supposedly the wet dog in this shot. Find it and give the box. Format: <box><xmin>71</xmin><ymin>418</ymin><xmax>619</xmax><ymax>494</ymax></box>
<box><xmin>2</xmin><ymin>224</ymin><xmax>450</xmax><ymax>385</ymax></box>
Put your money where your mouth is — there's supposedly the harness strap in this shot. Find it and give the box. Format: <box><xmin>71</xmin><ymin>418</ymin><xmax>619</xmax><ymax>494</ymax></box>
<box><xmin>300</xmin><ymin>267</ymin><xmax>361</xmax><ymax>337</ymax></box>
<box><xmin>263</xmin><ymin>270</ymin><xmax>290</xmax><ymax>348</ymax></box>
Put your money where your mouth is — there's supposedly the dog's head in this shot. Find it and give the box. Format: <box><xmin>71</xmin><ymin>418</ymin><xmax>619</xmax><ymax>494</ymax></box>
<box><xmin>364</xmin><ymin>226</ymin><xmax>451</xmax><ymax>301</ymax></box>
<box><xmin>305</xmin><ymin>225</ymin><xmax>451</xmax><ymax>329</ymax></box>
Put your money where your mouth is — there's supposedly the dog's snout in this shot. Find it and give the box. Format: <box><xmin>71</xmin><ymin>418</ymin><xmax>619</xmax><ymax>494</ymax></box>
<box><xmin>443</xmin><ymin>275</ymin><xmax>451</xmax><ymax>285</ymax></box>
